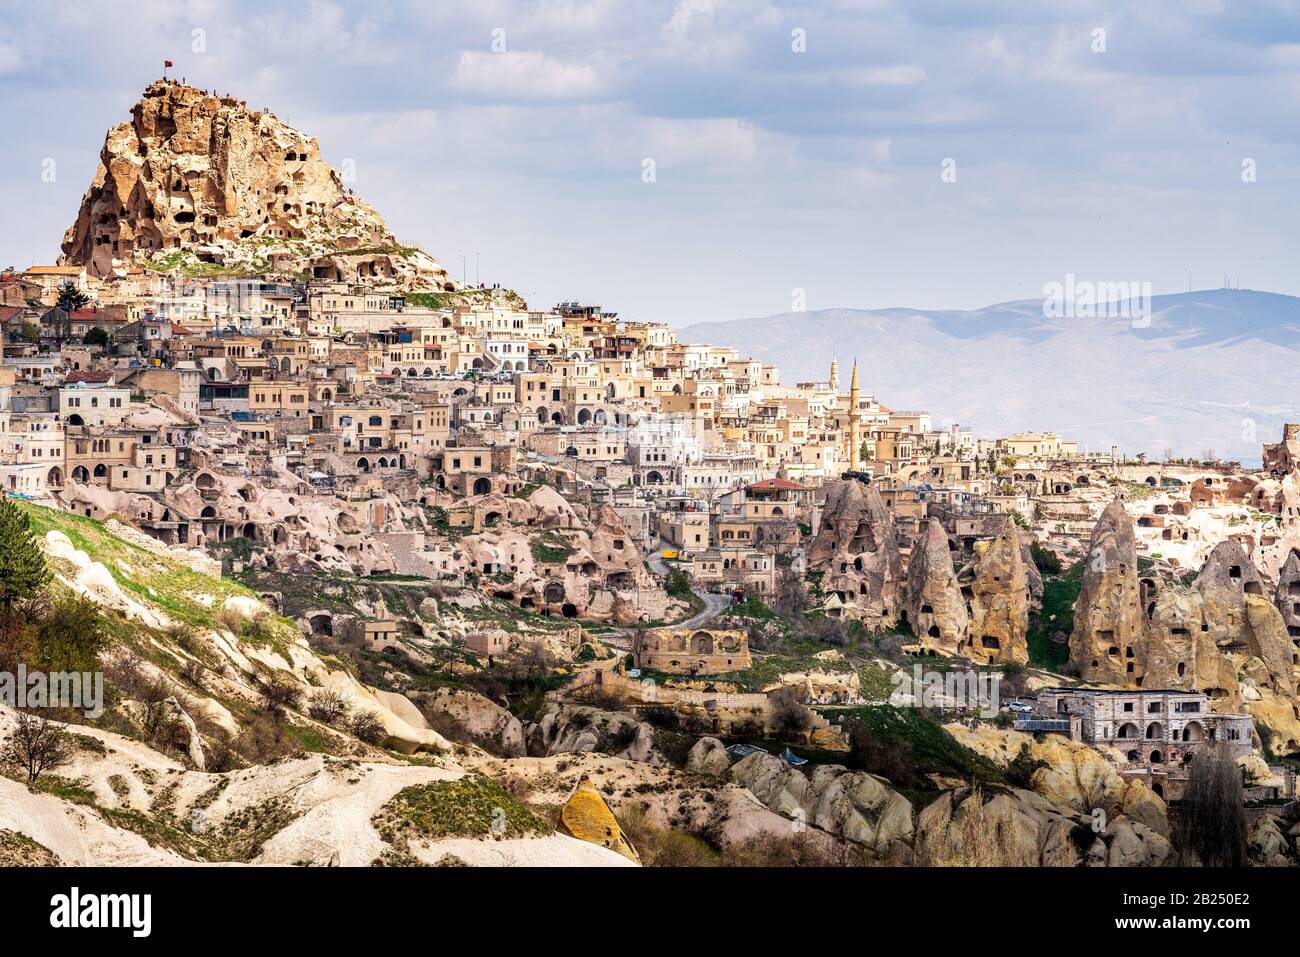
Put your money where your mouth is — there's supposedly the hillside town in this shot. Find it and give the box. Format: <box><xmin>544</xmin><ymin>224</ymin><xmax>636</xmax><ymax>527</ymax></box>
<box><xmin>0</xmin><ymin>78</ymin><xmax>1298</xmax><ymax>873</ymax></box>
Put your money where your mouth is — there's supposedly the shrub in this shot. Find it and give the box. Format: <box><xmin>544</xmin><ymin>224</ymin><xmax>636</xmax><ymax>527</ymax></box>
<box><xmin>769</xmin><ymin>687</ymin><xmax>813</xmax><ymax>739</ymax></box>
<box><xmin>29</xmin><ymin>592</ymin><xmax>108</xmax><ymax>674</ymax></box>
<box><xmin>616</xmin><ymin>806</ymin><xmax>719</xmax><ymax>867</ymax></box>
<box><xmin>1004</xmin><ymin>742</ymin><xmax>1047</xmax><ymax>789</ymax></box>
<box><xmin>260</xmin><ymin>675</ymin><xmax>303</xmax><ymax>714</ymax></box>
<box><xmin>719</xmin><ymin>831</ymin><xmax>865</xmax><ymax>867</ymax></box>
<box><xmin>349</xmin><ymin>710</ymin><xmax>387</xmax><ymax>745</ymax></box>
<box><xmin>1030</xmin><ymin>541</ymin><xmax>1062</xmax><ymax>575</ymax></box>
<box><xmin>373</xmin><ymin>775</ymin><xmax>548</xmax><ymax>846</ymax></box>
<box><xmin>180</xmin><ymin>659</ymin><xmax>206</xmax><ymax>688</ymax></box>
<box><xmin>232</xmin><ymin>714</ymin><xmax>299</xmax><ymax>764</ymax></box>
<box><xmin>664</xmin><ymin>568</ymin><xmax>694</xmax><ymax>601</ymax></box>
<box><xmin>0</xmin><ymin>499</ymin><xmax>49</xmax><ymax>612</ymax></box>
<box><xmin>307</xmin><ymin>689</ymin><xmax>351</xmax><ymax>725</ymax></box>
<box><xmin>3</xmin><ymin>710</ymin><xmax>73</xmax><ymax>782</ymax></box>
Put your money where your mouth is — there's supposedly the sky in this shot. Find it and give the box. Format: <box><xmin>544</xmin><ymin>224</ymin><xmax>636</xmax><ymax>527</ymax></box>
<box><xmin>2</xmin><ymin>0</ymin><xmax>1300</xmax><ymax>326</ymax></box>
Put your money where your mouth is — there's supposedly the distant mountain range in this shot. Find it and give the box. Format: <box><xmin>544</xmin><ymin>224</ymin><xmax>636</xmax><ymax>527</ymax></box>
<box><xmin>679</xmin><ymin>289</ymin><xmax>1300</xmax><ymax>464</ymax></box>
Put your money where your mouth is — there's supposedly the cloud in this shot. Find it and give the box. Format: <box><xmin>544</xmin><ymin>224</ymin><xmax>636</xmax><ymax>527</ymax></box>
<box><xmin>3</xmin><ymin>0</ymin><xmax>1300</xmax><ymax>329</ymax></box>
<box><xmin>451</xmin><ymin>50</ymin><xmax>610</xmax><ymax>101</ymax></box>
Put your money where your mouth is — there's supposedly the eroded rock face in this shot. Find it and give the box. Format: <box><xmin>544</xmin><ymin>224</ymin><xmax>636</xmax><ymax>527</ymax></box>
<box><xmin>1071</xmin><ymin>498</ymin><xmax>1147</xmax><ymax>682</ymax></box>
<box><xmin>685</xmin><ymin>737</ymin><xmax>732</xmax><ymax>777</ymax></box>
<box><xmin>1274</xmin><ymin>548</ymin><xmax>1300</xmax><ymax>640</ymax></box>
<box><xmin>422</xmin><ymin>688</ymin><xmax>525</xmax><ymax>758</ymax></box>
<box><xmin>1069</xmin><ymin>500</ymin><xmax>1300</xmax><ymax>746</ymax></box>
<box><xmin>525</xmin><ymin>707</ymin><xmax>665</xmax><ymax>766</ymax></box>
<box><xmin>809</xmin><ymin>481</ymin><xmax>903</xmax><ymax>627</ymax></box>
<box><xmin>61</xmin><ymin>81</ymin><xmax>449</xmax><ymax>287</ymax></box>
<box><xmin>728</xmin><ymin>752</ymin><xmax>914</xmax><ymax>852</ymax></box>
<box><xmin>458</xmin><ymin>495</ymin><xmax>671</xmax><ymax>624</ymax></box>
<box><xmin>560</xmin><ymin>776</ymin><xmax>640</xmax><ymax>863</ymax></box>
<box><xmin>905</xmin><ymin>518</ymin><xmax>969</xmax><ymax>654</ymax></box>
<box><xmin>962</xmin><ymin>520</ymin><xmax>1032</xmax><ymax>664</ymax></box>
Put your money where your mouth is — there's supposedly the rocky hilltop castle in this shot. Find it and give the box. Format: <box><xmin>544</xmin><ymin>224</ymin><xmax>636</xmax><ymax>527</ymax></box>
<box><xmin>59</xmin><ymin>80</ymin><xmax>451</xmax><ymax>289</ymax></box>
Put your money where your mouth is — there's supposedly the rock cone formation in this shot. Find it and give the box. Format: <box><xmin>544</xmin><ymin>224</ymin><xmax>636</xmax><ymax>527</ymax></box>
<box><xmin>905</xmin><ymin>518</ymin><xmax>969</xmax><ymax>654</ymax></box>
<box><xmin>60</xmin><ymin>80</ymin><xmax>450</xmax><ymax>288</ymax></box>
<box><xmin>809</xmin><ymin>481</ymin><xmax>903</xmax><ymax>628</ymax></box>
<box><xmin>1070</xmin><ymin>498</ymin><xmax>1300</xmax><ymax>751</ymax></box>
<box><xmin>960</xmin><ymin>519</ymin><xmax>1034</xmax><ymax>664</ymax></box>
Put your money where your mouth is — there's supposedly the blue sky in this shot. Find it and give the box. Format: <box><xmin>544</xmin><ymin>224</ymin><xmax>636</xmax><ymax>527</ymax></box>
<box><xmin>2</xmin><ymin>0</ymin><xmax>1299</xmax><ymax>325</ymax></box>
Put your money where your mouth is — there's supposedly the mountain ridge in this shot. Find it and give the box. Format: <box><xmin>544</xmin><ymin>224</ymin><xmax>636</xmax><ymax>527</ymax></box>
<box><xmin>680</xmin><ymin>288</ymin><xmax>1300</xmax><ymax>463</ymax></box>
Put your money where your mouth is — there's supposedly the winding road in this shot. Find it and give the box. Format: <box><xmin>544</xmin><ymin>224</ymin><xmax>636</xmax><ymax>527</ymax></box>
<box><xmin>646</xmin><ymin>540</ymin><xmax>731</xmax><ymax>628</ymax></box>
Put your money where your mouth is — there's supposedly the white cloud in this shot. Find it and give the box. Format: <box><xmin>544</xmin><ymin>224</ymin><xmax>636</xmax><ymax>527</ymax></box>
<box><xmin>663</xmin><ymin>0</ymin><xmax>720</xmax><ymax>36</ymax></box>
<box><xmin>451</xmin><ymin>50</ymin><xmax>609</xmax><ymax>100</ymax></box>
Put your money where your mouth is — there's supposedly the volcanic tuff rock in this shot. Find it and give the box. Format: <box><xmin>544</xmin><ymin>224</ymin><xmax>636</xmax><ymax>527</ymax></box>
<box><xmin>422</xmin><ymin>688</ymin><xmax>526</xmax><ymax>758</ymax></box>
<box><xmin>60</xmin><ymin>81</ymin><xmax>450</xmax><ymax>288</ymax></box>
<box><xmin>905</xmin><ymin>517</ymin><xmax>970</xmax><ymax>654</ymax></box>
<box><xmin>1275</xmin><ymin>548</ymin><xmax>1300</xmax><ymax>637</ymax></box>
<box><xmin>960</xmin><ymin>519</ymin><xmax>1034</xmax><ymax>664</ymax></box>
<box><xmin>685</xmin><ymin>737</ymin><xmax>733</xmax><ymax>777</ymax></box>
<box><xmin>809</xmin><ymin>481</ymin><xmax>903</xmax><ymax>627</ymax></box>
<box><xmin>1070</xmin><ymin>498</ymin><xmax>1146</xmax><ymax>683</ymax></box>
<box><xmin>728</xmin><ymin>751</ymin><xmax>915</xmax><ymax>852</ymax></box>
<box><xmin>1069</xmin><ymin>498</ymin><xmax>1300</xmax><ymax>749</ymax></box>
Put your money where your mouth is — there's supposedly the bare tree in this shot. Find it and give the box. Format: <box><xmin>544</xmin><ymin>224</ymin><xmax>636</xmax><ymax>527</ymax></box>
<box><xmin>4</xmin><ymin>710</ymin><xmax>74</xmax><ymax>783</ymax></box>
<box><xmin>769</xmin><ymin>687</ymin><xmax>813</xmax><ymax>739</ymax></box>
<box><xmin>773</xmin><ymin>568</ymin><xmax>809</xmax><ymax>619</ymax></box>
<box><xmin>1176</xmin><ymin>744</ymin><xmax>1247</xmax><ymax>867</ymax></box>
<box><xmin>307</xmin><ymin>689</ymin><xmax>351</xmax><ymax>725</ymax></box>
<box><xmin>349</xmin><ymin>710</ymin><xmax>387</xmax><ymax>745</ymax></box>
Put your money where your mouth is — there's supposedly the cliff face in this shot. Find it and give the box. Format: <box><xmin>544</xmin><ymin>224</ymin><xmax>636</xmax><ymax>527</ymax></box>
<box><xmin>1070</xmin><ymin>498</ymin><xmax>1300</xmax><ymax>751</ymax></box>
<box><xmin>963</xmin><ymin>520</ymin><xmax>1033</xmax><ymax>664</ymax></box>
<box><xmin>899</xmin><ymin>516</ymin><xmax>1037</xmax><ymax>664</ymax></box>
<box><xmin>1070</xmin><ymin>498</ymin><xmax>1146</xmax><ymax>684</ymax></box>
<box><xmin>905</xmin><ymin>518</ymin><xmax>969</xmax><ymax>654</ymax></box>
<box><xmin>809</xmin><ymin>480</ymin><xmax>903</xmax><ymax>627</ymax></box>
<box><xmin>60</xmin><ymin>81</ymin><xmax>450</xmax><ymax>288</ymax></box>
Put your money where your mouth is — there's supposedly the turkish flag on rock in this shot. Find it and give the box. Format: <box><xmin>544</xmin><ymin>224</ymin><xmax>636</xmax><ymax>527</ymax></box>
<box><xmin>164</xmin><ymin>60</ymin><xmax>173</xmax><ymax>68</ymax></box>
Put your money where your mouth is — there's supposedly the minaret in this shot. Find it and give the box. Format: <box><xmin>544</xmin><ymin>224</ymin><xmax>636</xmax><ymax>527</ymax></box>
<box><xmin>829</xmin><ymin>357</ymin><xmax>840</xmax><ymax>395</ymax></box>
<box><xmin>848</xmin><ymin>359</ymin><xmax>862</xmax><ymax>466</ymax></box>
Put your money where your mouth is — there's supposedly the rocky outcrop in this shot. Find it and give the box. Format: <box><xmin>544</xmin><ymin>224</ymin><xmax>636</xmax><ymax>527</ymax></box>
<box><xmin>1071</xmin><ymin>498</ymin><xmax>1150</xmax><ymax>682</ymax></box>
<box><xmin>560</xmin><ymin>776</ymin><xmax>640</xmax><ymax>863</ymax></box>
<box><xmin>457</xmin><ymin>492</ymin><xmax>673</xmax><ymax>624</ymax></box>
<box><xmin>927</xmin><ymin>726</ymin><xmax>1173</xmax><ymax>866</ymax></box>
<box><xmin>422</xmin><ymin>688</ymin><xmax>525</xmax><ymax>758</ymax></box>
<box><xmin>1071</xmin><ymin>500</ymin><xmax>1300</xmax><ymax>744</ymax></box>
<box><xmin>685</xmin><ymin>737</ymin><xmax>732</xmax><ymax>777</ymax></box>
<box><xmin>961</xmin><ymin>519</ymin><xmax>1032</xmax><ymax>664</ymax></box>
<box><xmin>904</xmin><ymin>518</ymin><xmax>969</xmax><ymax>654</ymax></box>
<box><xmin>809</xmin><ymin>481</ymin><xmax>903</xmax><ymax>628</ymax></box>
<box><xmin>61</xmin><ymin>81</ymin><xmax>449</xmax><ymax>288</ymax></box>
<box><xmin>1193</xmin><ymin>542</ymin><xmax>1294</xmax><ymax>698</ymax></box>
<box><xmin>526</xmin><ymin>707</ymin><xmax>665</xmax><ymax>766</ymax></box>
<box><xmin>729</xmin><ymin>751</ymin><xmax>914</xmax><ymax>853</ymax></box>
<box><xmin>915</xmin><ymin>787</ymin><xmax>1087</xmax><ymax>866</ymax></box>
<box><xmin>1274</xmin><ymin>548</ymin><xmax>1300</xmax><ymax>639</ymax></box>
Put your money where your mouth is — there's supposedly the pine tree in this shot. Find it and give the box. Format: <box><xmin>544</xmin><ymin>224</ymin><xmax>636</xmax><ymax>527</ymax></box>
<box><xmin>0</xmin><ymin>498</ymin><xmax>49</xmax><ymax>611</ymax></box>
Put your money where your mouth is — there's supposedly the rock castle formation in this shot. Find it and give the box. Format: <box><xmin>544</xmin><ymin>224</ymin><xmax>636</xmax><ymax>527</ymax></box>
<box><xmin>60</xmin><ymin>80</ymin><xmax>451</xmax><ymax>288</ymax></box>
<box><xmin>811</xmin><ymin>484</ymin><xmax>1036</xmax><ymax>663</ymax></box>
